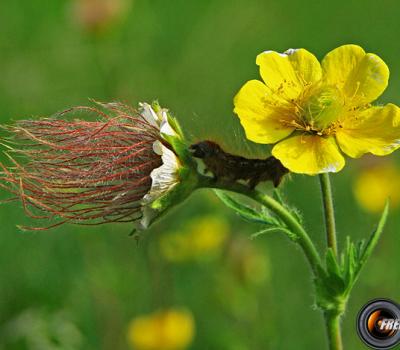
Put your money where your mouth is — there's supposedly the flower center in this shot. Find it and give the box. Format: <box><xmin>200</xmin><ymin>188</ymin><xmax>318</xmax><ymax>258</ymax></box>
<box><xmin>301</xmin><ymin>85</ymin><xmax>344</xmax><ymax>131</ymax></box>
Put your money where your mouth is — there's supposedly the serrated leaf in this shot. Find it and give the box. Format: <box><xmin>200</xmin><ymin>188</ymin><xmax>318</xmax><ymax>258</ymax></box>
<box><xmin>214</xmin><ymin>190</ymin><xmax>280</xmax><ymax>226</ymax></box>
<box><xmin>338</xmin><ymin>236</ymin><xmax>359</xmax><ymax>293</ymax></box>
<box><xmin>326</xmin><ymin>274</ymin><xmax>347</xmax><ymax>296</ymax></box>
<box><xmin>344</xmin><ymin>237</ymin><xmax>352</xmax><ymax>270</ymax></box>
<box><xmin>320</xmin><ymin>248</ymin><xmax>347</xmax><ymax>297</ymax></box>
<box><xmin>345</xmin><ymin>242</ymin><xmax>357</xmax><ymax>287</ymax></box>
<box><xmin>340</xmin><ymin>236</ymin><xmax>349</xmax><ymax>272</ymax></box>
<box><xmin>353</xmin><ymin>239</ymin><xmax>365</xmax><ymax>262</ymax></box>
<box><xmin>315</xmin><ymin>272</ymin><xmax>346</xmax><ymax>310</ymax></box>
<box><xmin>326</xmin><ymin>248</ymin><xmax>342</xmax><ymax>279</ymax></box>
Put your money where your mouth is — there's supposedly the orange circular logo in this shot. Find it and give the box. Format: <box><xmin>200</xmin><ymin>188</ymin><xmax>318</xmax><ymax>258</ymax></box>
<box><xmin>357</xmin><ymin>299</ymin><xmax>400</xmax><ymax>349</ymax></box>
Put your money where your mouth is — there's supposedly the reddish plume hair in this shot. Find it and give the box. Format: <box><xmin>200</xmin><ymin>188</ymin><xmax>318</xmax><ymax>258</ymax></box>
<box><xmin>0</xmin><ymin>102</ymin><xmax>162</xmax><ymax>230</ymax></box>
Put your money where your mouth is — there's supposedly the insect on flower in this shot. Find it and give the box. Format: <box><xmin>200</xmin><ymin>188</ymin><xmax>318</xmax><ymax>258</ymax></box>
<box><xmin>189</xmin><ymin>140</ymin><xmax>288</xmax><ymax>188</ymax></box>
<box><xmin>0</xmin><ymin>102</ymin><xmax>185</xmax><ymax>230</ymax></box>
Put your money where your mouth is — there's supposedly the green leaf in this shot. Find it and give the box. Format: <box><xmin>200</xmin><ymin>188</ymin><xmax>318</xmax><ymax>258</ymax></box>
<box><xmin>337</xmin><ymin>202</ymin><xmax>389</xmax><ymax>296</ymax></box>
<box><xmin>355</xmin><ymin>201</ymin><xmax>389</xmax><ymax>278</ymax></box>
<box><xmin>250</xmin><ymin>227</ymin><xmax>298</xmax><ymax>241</ymax></box>
<box><xmin>341</xmin><ymin>237</ymin><xmax>357</xmax><ymax>289</ymax></box>
<box><xmin>315</xmin><ymin>258</ymin><xmax>347</xmax><ymax>312</ymax></box>
<box><xmin>214</xmin><ymin>190</ymin><xmax>280</xmax><ymax>226</ymax></box>
<box><xmin>326</xmin><ymin>248</ymin><xmax>341</xmax><ymax>278</ymax></box>
<box><xmin>355</xmin><ymin>240</ymin><xmax>365</xmax><ymax>261</ymax></box>
<box><xmin>324</xmin><ymin>248</ymin><xmax>346</xmax><ymax>295</ymax></box>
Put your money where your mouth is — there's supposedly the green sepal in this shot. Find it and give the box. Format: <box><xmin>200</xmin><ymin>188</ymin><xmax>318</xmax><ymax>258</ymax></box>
<box><xmin>154</xmin><ymin>105</ymin><xmax>196</xmax><ymax>168</ymax></box>
<box><xmin>168</xmin><ymin>136</ymin><xmax>196</xmax><ymax>168</ymax></box>
<box><xmin>152</xmin><ymin>101</ymin><xmax>184</xmax><ymax>140</ymax></box>
<box><xmin>137</xmin><ymin>102</ymin><xmax>201</xmax><ymax>229</ymax></box>
<box><xmin>141</xmin><ymin>166</ymin><xmax>199</xmax><ymax>228</ymax></box>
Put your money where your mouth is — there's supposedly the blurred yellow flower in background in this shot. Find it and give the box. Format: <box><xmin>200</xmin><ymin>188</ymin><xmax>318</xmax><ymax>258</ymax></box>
<box><xmin>215</xmin><ymin>237</ymin><xmax>270</xmax><ymax>321</ymax></box>
<box><xmin>127</xmin><ymin>309</ymin><xmax>195</xmax><ymax>350</ymax></box>
<box><xmin>353</xmin><ymin>162</ymin><xmax>400</xmax><ymax>213</ymax></box>
<box><xmin>234</xmin><ymin>44</ymin><xmax>400</xmax><ymax>175</ymax></box>
<box><xmin>227</xmin><ymin>236</ymin><xmax>270</xmax><ymax>286</ymax></box>
<box><xmin>160</xmin><ymin>216</ymin><xmax>229</xmax><ymax>262</ymax></box>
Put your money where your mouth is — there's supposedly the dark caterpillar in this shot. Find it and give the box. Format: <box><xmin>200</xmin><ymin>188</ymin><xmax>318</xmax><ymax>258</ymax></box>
<box><xmin>189</xmin><ymin>141</ymin><xmax>289</xmax><ymax>189</ymax></box>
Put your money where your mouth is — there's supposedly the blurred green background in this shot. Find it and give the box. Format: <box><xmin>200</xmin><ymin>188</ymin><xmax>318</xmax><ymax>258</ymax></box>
<box><xmin>1</xmin><ymin>0</ymin><xmax>400</xmax><ymax>349</ymax></box>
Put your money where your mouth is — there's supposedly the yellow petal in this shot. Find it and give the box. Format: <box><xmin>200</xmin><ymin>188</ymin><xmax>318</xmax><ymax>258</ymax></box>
<box><xmin>336</xmin><ymin>103</ymin><xmax>400</xmax><ymax>158</ymax></box>
<box><xmin>322</xmin><ymin>44</ymin><xmax>389</xmax><ymax>104</ymax></box>
<box><xmin>272</xmin><ymin>135</ymin><xmax>345</xmax><ymax>175</ymax></box>
<box><xmin>234</xmin><ymin>79</ymin><xmax>295</xmax><ymax>144</ymax></box>
<box><xmin>256</xmin><ymin>49</ymin><xmax>322</xmax><ymax>100</ymax></box>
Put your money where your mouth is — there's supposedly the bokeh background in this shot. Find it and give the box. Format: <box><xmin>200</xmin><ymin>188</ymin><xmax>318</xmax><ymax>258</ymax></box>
<box><xmin>1</xmin><ymin>0</ymin><xmax>400</xmax><ymax>349</ymax></box>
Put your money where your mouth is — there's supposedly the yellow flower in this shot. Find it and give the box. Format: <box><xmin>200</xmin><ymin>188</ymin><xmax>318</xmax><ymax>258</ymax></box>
<box><xmin>234</xmin><ymin>45</ymin><xmax>400</xmax><ymax>175</ymax></box>
<box><xmin>353</xmin><ymin>162</ymin><xmax>400</xmax><ymax>213</ymax></box>
<box><xmin>127</xmin><ymin>309</ymin><xmax>195</xmax><ymax>350</ymax></box>
<box><xmin>160</xmin><ymin>216</ymin><xmax>229</xmax><ymax>262</ymax></box>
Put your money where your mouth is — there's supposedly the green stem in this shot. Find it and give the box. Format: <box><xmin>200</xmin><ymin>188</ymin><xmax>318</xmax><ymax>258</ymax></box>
<box><xmin>319</xmin><ymin>173</ymin><xmax>338</xmax><ymax>257</ymax></box>
<box><xmin>324</xmin><ymin>312</ymin><xmax>343</xmax><ymax>350</ymax></box>
<box><xmin>250</xmin><ymin>190</ymin><xmax>322</xmax><ymax>276</ymax></box>
<box><xmin>198</xmin><ymin>177</ymin><xmax>323</xmax><ymax>276</ymax></box>
<box><xmin>319</xmin><ymin>173</ymin><xmax>344</xmax><ymax>349</ymax></box>
<box><xmin>198</xmin><ymin>175</ymin><xmax>347</xmax><ymax>349</ymax></box>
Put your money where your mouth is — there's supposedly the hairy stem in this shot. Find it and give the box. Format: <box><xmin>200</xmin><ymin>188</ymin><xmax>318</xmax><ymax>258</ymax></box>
<box><xmin>319</xmin><ymin>173</ymin><xmax>338</xmax><ymax>257</ymax></box>
<box><xmin>319</xmin><ymin>173</ymin><xmax>344</xmax><ymax>349</ymax></box>
<box><xmin>324</xmin><ymin>312</ymin><xmax>343</xmax><ymax>350</ymax></box>
<box><xmin>199</xmin><ymin>175</ymin><xmax>349</xmax><ymax>349</ymax></box>
<box><xmin>198</xmin><ymin>177</ymin><xmax>323</xmax><ymax>276</ymax></box>
<box><xmin>250</xmin><ymin>190</ymin><xmax>322</xmax><ymax>276</ymax></box>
